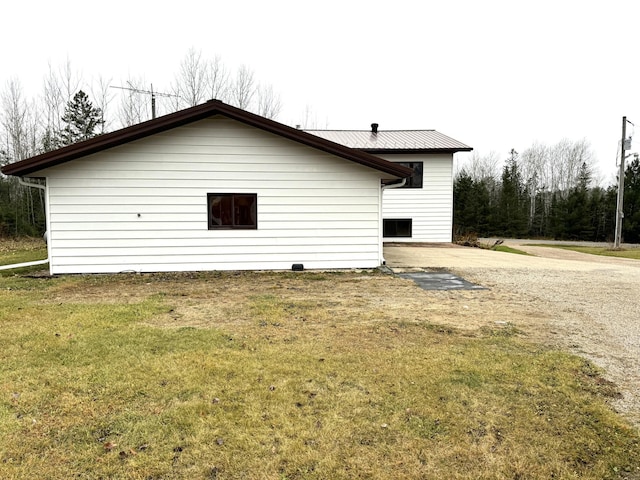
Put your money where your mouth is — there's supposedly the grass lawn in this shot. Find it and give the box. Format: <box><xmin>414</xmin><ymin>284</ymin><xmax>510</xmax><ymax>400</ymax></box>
<box><xmin>492</xmin><ymin>245</ymin><xmax>532</xmax><ymax>256</ymax></box>
<box><xmin>526</xmin><ymin>244</ymin><xmax>640</xmax><ymax>260</ymax></box>
<box><xmin>0</xmin><ymin>237</ymin><xmax>48</xmax><ymax>268</ymax></box>
<box><xmin>1</xmin><ymin>239</ymin><xmax>640</xmax><ymax>479</ymax></box>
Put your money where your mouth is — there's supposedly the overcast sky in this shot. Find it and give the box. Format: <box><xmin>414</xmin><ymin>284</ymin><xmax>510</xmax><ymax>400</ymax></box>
<box><xmin>2</xmin><ymin>0</ymin><xmax>639</xmax><ymax>183</ymax></box>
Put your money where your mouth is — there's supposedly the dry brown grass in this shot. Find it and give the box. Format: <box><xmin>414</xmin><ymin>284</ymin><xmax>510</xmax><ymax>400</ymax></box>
<box><xmin>0</xmin><ymin>237</ymin><xmax>47</xmax><ymax>271</ymax></box>
<box><xmin>43</xmin><ymin>270</ymin><xmax>547</xmax><ymax>337</ymax></box>
<box><xmin>0</xmin><ymin>236</ymin><xmax>45</xmax><ymax>254</ymax></box>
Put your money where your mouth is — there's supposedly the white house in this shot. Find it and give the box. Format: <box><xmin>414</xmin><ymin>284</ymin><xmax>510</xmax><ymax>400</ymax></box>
<box><xmin>307</xmin><ymin>126</ymin><xmax>472</xmax><ymax>242</ymax></box>
<box><xmin>2</xmin><ymin>101</ymin><xmax>414</xmax><ymax>275</ymax></box>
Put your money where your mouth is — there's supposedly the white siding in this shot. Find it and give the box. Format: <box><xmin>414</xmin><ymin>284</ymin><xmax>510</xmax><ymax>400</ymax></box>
<box><xmin>380</xmin><ymin>153</ymin><xmax>453</xmax><ymax>242</ymax></box>
<box><xmin>39</xmin><ymin>117</ymin><xmax>385</xmax><ymax>274</ymax></box>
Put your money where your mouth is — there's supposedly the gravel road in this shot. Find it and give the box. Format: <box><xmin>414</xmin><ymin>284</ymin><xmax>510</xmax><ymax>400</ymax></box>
<box><xmin>384</xmin><ymin>242</ymin><xmax>640</xmax><ymax>428</ymax></box>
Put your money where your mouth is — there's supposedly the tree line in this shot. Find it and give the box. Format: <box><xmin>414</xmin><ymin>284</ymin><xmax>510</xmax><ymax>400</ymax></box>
<box><xmin>454</xmin><ymin>141</ymin><xmax>640</xmax><ymax>244</ymax></box>
<box><xmin>0</xmin><ymin>49</ymin><xmax>288</xmax><ymax>236</ymax></box>
<box><xmin>3</xmin><ymin>51</ymin><xmax>639</xmax><ymax>244</ymax></box>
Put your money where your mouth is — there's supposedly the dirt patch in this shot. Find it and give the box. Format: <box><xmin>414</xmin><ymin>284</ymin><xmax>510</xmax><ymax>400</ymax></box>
<box><xmin>145</xmin><ymin>272</ymin><xmax>544</xmax><ymax>339</ymax></box>
<box><xmin>40</xmin><ymin>270</ymin><xmax>549</xmax><ymax>339</ymax></box>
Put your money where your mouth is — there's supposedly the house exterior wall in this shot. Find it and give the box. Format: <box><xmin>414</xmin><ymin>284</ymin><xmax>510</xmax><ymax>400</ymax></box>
<box><xmin>379</xmin><ymin>153</ymin><xmax>454</xmax><ymax>242</ymax></box>
<box><xmin>37</xmin><ymin>117</ymin><xmax>385</xmax><ymax>274</ymax></box>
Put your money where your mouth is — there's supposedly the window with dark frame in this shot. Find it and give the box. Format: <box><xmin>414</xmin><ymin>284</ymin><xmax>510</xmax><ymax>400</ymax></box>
<box><xmin>397</xmin><ymin>162</ymin><xmax>423</xmax><ymax>188</ymax></box>
<box><xmin>383</xmin><ymin>218</ymin><xmax>412</xmax><ymax>237</ymax></box>
<box><xmin>208</xmin><ymin>193</ymin><xmax>257</xmax><ymax>229</ymax></box>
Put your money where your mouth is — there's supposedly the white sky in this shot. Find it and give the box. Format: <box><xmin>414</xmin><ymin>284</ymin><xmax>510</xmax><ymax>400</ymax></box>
<box><xmin>2</xmin><ymin>0</ymin><xmax>639</xmax><ymax>183</ymax></box>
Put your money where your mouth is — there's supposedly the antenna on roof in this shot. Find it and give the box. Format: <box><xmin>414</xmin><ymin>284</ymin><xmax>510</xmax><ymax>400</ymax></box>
<box><xmin>110</xmin><ymin>83</ymin><xmax>179</xmax><ymax>119</ymax></box>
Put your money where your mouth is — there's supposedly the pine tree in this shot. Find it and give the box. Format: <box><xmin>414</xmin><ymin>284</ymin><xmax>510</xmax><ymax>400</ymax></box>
<box><xmin>623</xmin><ymin>157</ymin><xmax>640</xmax><ymax>243</ymax></box>
<box><xmin>564</xmin><ymin>162</ymin><xmax>593</xmax><ymax>239</ymax></box>
<box><xmin>549</xmin><ymin>192</ymin><xmax>567</xmax><ymax>239</ymax></box>
<box><xmin>498</xmin><ymin>149</ymin><xmax>528</xmax><ymax>237</ymax></box>
<box><xmin>453</xmin><ymin>170</ymin><xmax>475</xmax><ymax>236</ymax></box>
<box><xmin>58</xmin><ymin>90</ymin><xmax>104</xmax><ymax>147</ymax></box>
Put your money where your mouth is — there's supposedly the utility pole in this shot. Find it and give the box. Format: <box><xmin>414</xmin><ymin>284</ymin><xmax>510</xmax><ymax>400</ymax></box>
<box><xmin>614</xmin><ymin>116</ymin><xmax>632</xmax><ymax>249</ymax></box>
<box><xmin>110</xmin><ymin>83</ymin><xmax>178</xmax><ymax>119</ymax></box>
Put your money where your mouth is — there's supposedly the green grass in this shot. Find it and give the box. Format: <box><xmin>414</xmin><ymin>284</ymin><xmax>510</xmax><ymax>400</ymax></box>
<box><xmin>527</xmin><ymin>244</ymin><xmax>640</xmax><ymax>260</ymax></box>
<box><xmin>492</xmin><ymin>245</ymin><xmax>532</xmax><ymax>256</ymax></box>
<box><xmin>1</xmin><ymin>240</ymin><xmax>640</xmax><ymax>479</ymax></box>
<box><xmin>0</xmin><ymin>237</ymin><xmax>48</xmax><ymax>276</ymax></box>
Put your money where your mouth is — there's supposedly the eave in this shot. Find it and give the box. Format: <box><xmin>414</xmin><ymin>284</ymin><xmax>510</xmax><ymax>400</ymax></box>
<box><xmin>1</xmin><ymin>100</ymin><xmax>414</xmax><ymax>180</ymax></box>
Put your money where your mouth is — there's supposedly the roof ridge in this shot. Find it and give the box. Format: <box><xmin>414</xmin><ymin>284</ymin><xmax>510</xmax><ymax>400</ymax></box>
<box><xmin>1</xmin><ymin>100</ymin><xmax>415</xmax><ymax>179</ymax></box>
<box><xmin>305</xmin><ymin>129</ymin><xmax>437</xmax><ymax>132</ymax></box>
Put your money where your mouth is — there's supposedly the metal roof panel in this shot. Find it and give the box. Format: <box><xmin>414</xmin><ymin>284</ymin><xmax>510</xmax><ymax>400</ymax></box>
<box><xmin>305</xmin><ymin>129</ymin><xmax>472</xmax><ymax>152</ymax></box>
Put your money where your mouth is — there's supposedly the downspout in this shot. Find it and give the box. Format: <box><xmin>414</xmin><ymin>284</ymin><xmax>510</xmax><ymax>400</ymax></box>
<box><xmin>18</xmin><ymin>177</ymin><xmax>46</xmax><ymax>192</ymax></box>
<box><xmin>379</xmin><ymin>178</ymin><xmax>407</xmax><ymax>265</ymax></box>
<box><xmin>383</xmin><ymin>178</ymin><xmax>407</xmax><ymax>190</ymax></box>
<box><xmin>0</xmin><ymin>258</ymin><xmax>49</xmax><ymax>271</ymax></box>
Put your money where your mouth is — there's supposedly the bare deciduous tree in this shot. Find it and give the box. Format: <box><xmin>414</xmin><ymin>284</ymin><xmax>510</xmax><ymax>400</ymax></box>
<box><xmin>41</xmin><ymin>60</ymin><xmax>84</xmax><ymax>151</ymax></box>
<box><xmin>256</xmin><ymin>84</ymin><xmax>282</xmax><ymax>120</ymax></box>
<box><xmin>42</xmin><ymin>64</ymin><xmax>64</xmax><ymax>142</ymax></box>
<box><xmin>518</xmin><ymin>139</ymin><xmax>596</xmax><ymax>197</ymax></box>
<box><xmin>116</xmin><ymin>77</ymin><xmax>151</xmax><ymax>127</ymax></box>
<box><xmin>59</xmin><ymin>59</ymin><xmax>82</xmax><ymax>104</ymax></box>
<box><xmin>90</xmin><ymin>75</ymin><xmax>114</xmax><ymax>134</ymax></box>
<box><xmin>518</xmin><ymin>138</ymin><xmax>596</xmax><ymax>230</ymax></box>
<box><xmin>460</xmin><ymin>151</ymin><xmax>501</xmax><ymax>183</ymax></box>
<box><xmin>169</xmin><ymin>50</ymin><xmax>277</xmax><ymax>115</ymax></box>
<box><xmin>297</xmin><ymin>104</ymin><xmax>329</xmax><ymax>130</ymax></box>
<box><xmin>520</xmin><ymin>143</ymin><xmax>550</xmax><ymax>228</ymax></box>
<box><xmin>1</xmin><ymin>78</ymin><xmax>38</xmax><ymax>162</ymax></box>
<box><xmin>206</xmin><ymin>55</ymin><xmax>229</xmax><ymax>102</ymax></box>
<box><xmin>174</xmin><ymin>48</ymin><xmax>208</xmax><ymax>108</ymax></box>
<box><xmin>230</xmin><ymin>65</ymin><xmax>256</xmax><ymax>110</ymax></box>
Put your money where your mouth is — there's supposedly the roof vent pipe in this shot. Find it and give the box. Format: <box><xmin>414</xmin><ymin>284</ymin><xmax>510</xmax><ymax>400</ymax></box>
<box><xmin>371</xmin><ymin>123</ymin><xmax>379</xmax><ymax>134</ymax></box>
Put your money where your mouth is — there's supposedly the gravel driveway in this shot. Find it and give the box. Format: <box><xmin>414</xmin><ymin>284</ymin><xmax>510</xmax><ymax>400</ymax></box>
<box><xmin>384</xmin><ymin>242</ymin><xmax>640</xmax><ymax>428</ymax></box>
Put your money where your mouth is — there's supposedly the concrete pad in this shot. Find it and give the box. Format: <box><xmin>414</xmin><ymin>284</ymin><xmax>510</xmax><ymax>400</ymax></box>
<box><xmin>397</xmin><ymin>271</ymin><xmax>487</xmax><ymax>291</ymax></box>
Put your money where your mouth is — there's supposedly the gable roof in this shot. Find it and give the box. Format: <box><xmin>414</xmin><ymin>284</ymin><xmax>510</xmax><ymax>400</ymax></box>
<box><xmin>305</xmin><ymin>129</ymin><xmax>472</xmax><ymax>154</ymax></box>
<box><xmin>1</xmin><ymin>100</ymin><xmax>414</xmax><ymax>180</ymax></box>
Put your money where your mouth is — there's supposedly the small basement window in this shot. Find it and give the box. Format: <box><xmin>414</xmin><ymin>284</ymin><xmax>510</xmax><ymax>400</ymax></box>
<box><xmin>397</xmin><ymin>162</ymin><xmax>423</xmax><ymax>188</ymax></box>
<box><xmin>383</xmin><ymin>218</ymin><xmax>412</xmax><ymax>237</ymax></box>
<box><xmin>208</xmin><ymin>193</ymin><xmax>257</xmax><ymax>229</ymax></box>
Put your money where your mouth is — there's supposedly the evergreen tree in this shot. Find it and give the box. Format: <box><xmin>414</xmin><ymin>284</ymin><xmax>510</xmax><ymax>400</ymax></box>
<box><xmin>549</xmin><ymin>192</ymin><xmax>567</xmax><ymax>239</ymax></box>
<box><xmin>58</xmin><ymin>90</ymin><xmax>104</xmax><ymax>147</ymax></box>
<box><xmin>623</xmin><ymin>157</ymin><xmax>640</xmax><ymax>243</ymax></box>
<box><xmin>453</xmin><ymin>170</ymin><xmax>493</xmax><ymax>237</ymax></box>
<box><xmin>564</xmin><ymin>162</ymin><xmax>593</xmax><ymax>239</ymax></box>
<box><xmin>588</xmin><ymin>186</ymin><xmax>616</xmax><ymax>242</ymax></box>
<box><xmin>497</xmin><ymin>149</ymin><xmax>528</xmax><ymax>237</ymax></box>
<box><xmin>472</xmin><ymin>179</ymin><xmax>493</xmax><ymax>235</ymax></box>
<box><xmin>40</xmin><ymin>127</ymin><xmax>59</xmax><ymax>153</ymax></box>
<box><xmin>453</xmin><ymin>170</ymin><xmax>475</xmax><ymax>236</ymax></box>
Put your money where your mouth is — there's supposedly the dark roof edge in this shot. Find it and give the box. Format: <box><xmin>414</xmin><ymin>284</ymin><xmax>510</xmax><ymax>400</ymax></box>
<box><xmin>1</xmin><ymin>100</ymin><xmax>413</xmax><ymax>179</ymax></box>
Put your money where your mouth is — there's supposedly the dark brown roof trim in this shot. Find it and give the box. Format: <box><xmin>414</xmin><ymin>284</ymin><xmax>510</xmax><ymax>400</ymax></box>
<box><xmin>1</xmin><ymin>100</ymin><xmax>413</xmax><ymax>179</ymax></box>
